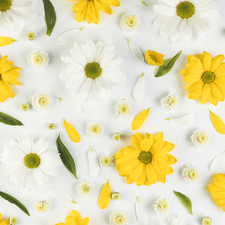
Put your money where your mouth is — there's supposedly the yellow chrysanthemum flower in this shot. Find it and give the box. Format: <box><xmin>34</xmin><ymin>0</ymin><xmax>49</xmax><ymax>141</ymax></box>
<box><xmin>71</xmin><ymin>0</ymin><xmax>120</xmax><ymax>25</ymax></box>
<box><xmin>55</xmin><ymin>210</ymin><xmax>89</xmax><ymax>225</ymax></box>
<box><xmin>0</xmin><ymin>55</ymin><xmax>21</xmax><ymax>103</ymax></box>
<box><xmin>207</xmin><ymin>173</ymin><xmax>225</xmax><ymax>212</ymax></box>
<box><xmin>0</xmin><ymin>213</ymin><xmax>9</xmax><ymax>225</ymax></box>
<box><xmin>114</xmin><ymin>132</ymin><xmax>177</xmax><ymax>186</ymax></box>
<box><xmin>145</xmin><ymin>50</ymin><xmax>164</xmax><ymax>66</ymax></box>
<box><xmin>181</xmin><ymin>51</ymin><xmax>225</xmax><ymax>106</ymax></box>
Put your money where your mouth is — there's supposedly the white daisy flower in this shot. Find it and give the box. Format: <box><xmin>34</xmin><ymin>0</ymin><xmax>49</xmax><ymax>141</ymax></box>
<box><xmin>153</xmin><ymin>197</ymin><xmax>170</xmax><ymax>215</ymax></box>
<box><xmin>115</xmin><ymin>99</ymin><xmax>131</xmax><ymax>118</ymax></box>
<box><xmin>60</xmin><ymin>39</ymin><xmax>126</xmax><ymax>102</ymax></box>
<box><xmin>1</xmin><ymin>134</ymin><xmax>61</xmax><ymax>190</ymax></box>
<box><xmin>32</xmin><ymin>91</ymin><xmax>54</xmax><ymax>112</ymax></box>
<box><xmin>191</xmin><ymin>129</ymin><xmax>210</xmax><ymax>148</ymax></box>
<box><xmin>110</xmin><ymin>211</ymin><xmax>129</xmax><ymax>225</ymax></box>
<box><xmin>182</xmin><ymin>164</ymin><xmax>201</xmax><ymax>183</ymax></box>
<box><xmin>26</xmin><ymin>31</ymin><xmax>37</xmax><ymax>41</ymax></box>
<box><xmin>86</xmin><ymin>122</ymin><xmax>104</xmax><ymax>138</ymax></box>
<box><xmin>152</xmin><ymin>0</ymin><xmax>220</xmax><ymax>44</ymax></box>
<box><xmin>76</xmin><ymin>181</ymin><xmax>94</xmax><ymax>197</ymax></box>
<box><xmin>0</xmin><ymin>0</ymin><xmax>37</xmax><ymax>32</ymax></box>
<box><xmin>202</xmin><ymin>217</ymin><xmax>212</xmax><ymax>225</ymax></box>
<box><xmin>99</xmin><ymin>155</ymin><xmax>114</xmax><ymax>168</ymax></box>
<box><xmin>161</xmin><ymin>93</ymin><xmax>179</xmax><ymax>110</ymax></box>
<box><xmin>33</xmin><ymin>200</ymin><xmax>51</xmax><ymax>213</ymax></box>
<box><xmin>120</xmin><ymin>13</ymin><xmax>141</xmax><ymax>32</ymax></box>
<box><xmin>28</xmin><ymin>50</ymin><xmax>49</xmax><ymax>69</ymax></box>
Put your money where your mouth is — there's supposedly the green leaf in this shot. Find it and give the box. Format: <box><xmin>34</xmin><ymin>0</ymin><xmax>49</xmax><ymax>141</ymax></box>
<box><xmin>173</xmin><ymin>190</ymin><xmax>193</xmax><ymax>215</ymax></box>
<box><xmin>0</xmin><ymin>191</ymin><xmax>30</xmax><ymax>216</ymax></box>
<box><xmin>0</xmin><ymin>112</ymin><xmax>23</xmax><ymax>126</ymax></box>
<box><xmin>155</xmin><ymin>51</ymin><xmax>182</xmax><ymax>77</ymax></box>
<box><xmin>42</xmin><ymin>0</ymin><xmax>56</xmax><ymax>36</ymax></box>
<box><xmin>56</xmin><ymin>133</ymin><xmax>78</xmax><ymax>179</ymax></box>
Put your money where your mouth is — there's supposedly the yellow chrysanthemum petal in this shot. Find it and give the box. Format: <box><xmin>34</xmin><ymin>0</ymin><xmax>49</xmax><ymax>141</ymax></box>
<box><xmin>70</xmin><ymin>210</ymin><xmax>81</xmax><ymax>223</ymax></box>
<box><xmin>0</xmin><ymin>36</ymin><xmax>17</xmax><ymax>47</ymax></box>
<box><xmin>98</xmin><ymin>179</ymin><xmax>111</xmax><ymax>209</ymax></box>
<box><xmin>63</xmin><ymin>118</ymin><xmax>81</xmax><ymax>143</ymax></box>
<box><xmin>209</xmin><ymin>110</ymin><xmax>225</xmax><ymax>134</ymax></box>
<box><xmin>78</xmin><ymin>217</ymin><xmax>89</xmax><ymax>225</ymax></box>
<box><xmin>132</xmin><ymin>108</ymin><xmax>150</xmax><ymax>130</ymax></box>
<box><xmin>211</xmin><ymin>55</ymin><xmax>225</xmax><ymax>72</ymax></box>
<box><xmin>203</xmin><ymin>51</ymin><xmax>212</xmax><ymax>71</ymax></box>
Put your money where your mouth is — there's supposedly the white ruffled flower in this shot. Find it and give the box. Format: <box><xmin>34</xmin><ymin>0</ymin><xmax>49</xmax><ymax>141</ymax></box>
<box><xmin>152</xmin><ymin>0</ymin><xmax>220</xmax><ymax>44</ymax></box>
<box><xmin>110</xmin><ymin>211</ymin><xmax>129</xmax><ymax>225</ymax></box>
<box><xmin>115</xmin><ymin>99</ymin><xmax>131</xmax><ymax>118</ymax></box>
<box><xmin>86</xmin><ymin>122</ymin><xmax>104</xmax><ymax>138</ymax></box>
<box><xmin>33</xmin><ymin>201</ymin><xmax>51</xmax><ymax>213</ymax></box>
<box><xmin>26</xmin><ymin>31</ymin><xmax>37</xmax><ymax>41</ymax></box>
<box><xmin>60</xmin><ymin>39</ymin><xmax>126</xmax><ymax>102</ymax></box>
<box><xmin>120</xmin><ymin>13</ymin><xmax>141</xmax><ymax>32</ymax></box>
<box><xmin>76</xmin><ymin>181</ymin><xmax>94</xmax><ymax>197</ymax></box>
<box><xmin>191</xmin><ymin>129</ymin><xmax>210</xmax><ymax>148</ymax></box>
<box><xmin>161</xmin><ymin>93</ymin><xmax>179</xmax><ymax>110</ymax></box>
<box><xmin>32</xmin><ymin>91</ymin><xmax>54</xmax><ymax>112</ymax></box>
<box><xmin>1</xmin><ymin>134</ymin><xmax>61</xmax><ymax>190</ymax></box>
<box><xmin>202</xmin><ymin>217</ymin><xmax>212</xmax><ymax>225</ymax></box>
<box><xmin>28</xmin><ymin>50</ymin><xmax>49</xmax><ymax>69</ymax></box>
<box><xmin>100</xmin><ymin>155</ymin><xmax>114</xmax><ymax>168</ymax></box>
<box><xmin>182</xmin><ymin>164</ymin><xmax>201</xmax><ymax>183</ymax></box>
<box><xmin>153</xmin><ymin>197</ymin><xmax>170</xmax><ymax>215</ymax></box>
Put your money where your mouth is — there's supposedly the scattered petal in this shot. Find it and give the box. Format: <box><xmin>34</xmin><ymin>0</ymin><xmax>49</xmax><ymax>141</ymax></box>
<box><xmin>165</xmin><ymin>114</ymin><xmax>196</xmax><ymax>126</ymax></box>
<box><xmin>132</xmin><ymin>108</ymin><xmax>150</xmax><ymax>130</ymax></box>
<box><xmin>57</xmin><ymin>97</ymin><xmax>82</xmax><ymax>114</ymax></box>
<box><xmin>63</xmin><ymin>118</ymin><xmax>81</xmax><ymax>143</ymax></box>
<box><xmin>209</xmin><ymin>150</ymin><xmax>225</xmax><ymax>172</ymax></box>
<box><xmin>56</xmin><ymin>28</ymin><xmax>83</xmax><ymax>44</ymax></box>
<box><xmin>133</xmin><ymin>72</ymin><xmax>145</xmax><ymax>102</ymax></box>
<box><xmin>88</xmin><ymin>146</ymin><xmax>100</xmax><ymax>178</ymax></box>
<box><xmin>98</xmin><ymin>179</ymin><xmax>111</xmax><ymax>210</ymax></box>
<box><xmin>209</xmin><ymin>110</ymin><xmax>225</xmax><ymax>134</ymax></box>
<box><xmin>0</xmin><ymin>36</ymin><xmax>16</xmax><ymax>47</ymax></box>
<box><xmin>135</xmin><ymin>196</ymin><xmax>148</xmax><ymax>225</ymax></box>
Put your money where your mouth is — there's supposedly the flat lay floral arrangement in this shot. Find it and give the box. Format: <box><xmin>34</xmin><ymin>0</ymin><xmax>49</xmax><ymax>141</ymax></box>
<box><xmin>0</xmin><ymin>0</ymin><xmax>225</xmax><ymax>224</ymax></box>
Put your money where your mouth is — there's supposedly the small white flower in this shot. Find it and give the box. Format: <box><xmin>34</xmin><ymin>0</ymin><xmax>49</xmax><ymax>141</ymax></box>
<box><xmin>161</xmin><ymin>93</ymin><xmax>179</xmax><ymax>110</ymax></box>
<box><xmin>115</xmin><ymin>99</ymin><xmax>131</xmax><ymax>118</ymax></box>
<box><xmin>33</xmin><ymin>201</ymin><xmax>51</xmax><ymax>213</ymax></box>
<box><xmin>191</xmin><ymin>129</ymin><xmax>210</xmax><ymax>148</ymax></box>
<box><xmin>182</xmin><ymin>165</ymin><xmax>201</xmax><ymax>184</ymax></box>
<box><xmin>202</xmin><ymin>217</ymin><xmax>212</xmax><ymax>225</ymax></box>
<box><xmin>100</xmin><ymin>155</ymin><xmax>114</xmax><ymax>168</ymax></box>
<box><xmin>113</xmin><ymin>132</ymin><xmax>121</xmax><ymax>141</ymax></box>
<box><xmin>76</xmin><ymin>181</ymin><xmax>94</xmax><ymax>197</ymax></box>
<box><xmin>28</xmin><ymin>50</ymin><xmax>49</xmax><ymax>69</ymax></box>
<box><xmin>9</xmin><ymin>217</ymin><xmax>17</xmax><ymax>225</ymax></box>
<box><xmin>112</xmin><ymin>192</ymin><xmax>120</xmax><ymax>200</ymax></box>
<box><xmin>153</xmin><ymin>197</ymin><xmax>170</xmax><ymax>215</ymax></box>
<box><xmin>86</xmin><ymin>122</ymin><xmax>104</xmax><ymax>138</ymax></box>
<box><xmin>32</xmin><ymin>91</ymin><xmax>54</xmax><ymax>112</ymax></box>
<box><xmin>120</xmin><ymin>13</ymin><xmax>141</xmax><ymax>32</ymax></box>
<box><xmin>26</xmin><ymin>32</ymin><xmax>37</xmax><ymax>41</ymax></box>
<box><xmin>110</xmin><ymin>211</ymin><xmax>129</xmax><ymax>225</ymax></box>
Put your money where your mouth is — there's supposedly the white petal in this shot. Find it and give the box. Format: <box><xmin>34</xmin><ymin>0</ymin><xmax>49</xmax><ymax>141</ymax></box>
<box><xmin>46</xmin><ymin>188</ymin><xmax>76</xmax><ymax>203</ymax></box>
<box><xmin>56</xmin><ymin>28</ymin><xmax>83</xmax><ymax>44</ymax></box>
<box><xmin>135</xmin><ymin>197</ymin><xmax>148</xmax><ymax>225</ymax></box>
<box><xmin>126</xmin><ymin>38</ymin><xmax>145</xmax><ymax>63</ymax></box>
<box><xmin>102</xmin><ymin>69</ymin><xmax>126</xmax><ymax>87</ymax></box>
<box><xmin>57</xmin><ymin>97</ymin><xmax>82</xmax><ymax>114</ymax></box>
<box><xmin>135</xmin><ymin>0</ymin><xmax>147</xmax><ymax>6</ymax></box>
<box><xmin>166</xmin><ymin>114</ymin><xmax>196</xmax><ymax>126</ymax></box>
<box><xmin>18</xmin><ymin>134</ymin><xmax>33</xmax><ymax>154</ymax></box>
<box><xmin>153</xmin><ymin>4</ymin><xmax>176</xmax><ymax>16</ymax></box>
<box><xmin>133</xmin><ymin>72</ymin><xmax>145</xmax><ymax>102</ymax></box>
<box><xmin>10</xmin><ymin>7</ymin><xmax>37</xmax><ymax>20</ymax></box>
<box><xmin>178</xmin><ymin>216</ymin><xmax>186</xmax><ymax>225</ymax></box>
<box><xmin>209</xmin><ymin>150</ymin><xmax>225</xmax><ymax>172</ymax></box>
<box><xmin>33</xmin><ymin>167</ymin><xmax>47</xmax><ymax>186</ymax></box>
<box><xmin>167</xmin><ymin>215</ymin><xmax>180</xmax><ymax>225</ymax></box>
<box><xmin>33</xmin><ymin>137</ymin><xmax>49</xmax><ymax>155</ymax></box>
<box><xmin>88</xmin><ymin>146</ymin><xmax>100</xmax><ymax>178</ymax></box>
<box><xmin>24</xmin><ymin>169</ymin><xmax>35</xmax><ymax>190</ymax></box>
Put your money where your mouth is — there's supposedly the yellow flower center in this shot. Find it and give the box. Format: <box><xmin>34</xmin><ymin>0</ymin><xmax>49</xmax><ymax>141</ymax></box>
<box><xmin>150</xmin><ymin>55</ymin><xmax>156</xmax><ymax>62</ymax></box>
<box><xmin>39</xmin><ymin>97</ymin><xmax>48</xmax><ymax>106</ymax></box>
<box><xmin>0</xmin><ymin>74</ymin><xmax>2</xmax><ymax>81</ymax></box>
<box><xmin>0</xmin><ymin>0</ymin><xmax>11</xmax><ymax>12</ymax></box>
<box><xmin>201</xmin><ymin>71</ymin><xmax>215</xmax><ymax>84</ymax></box>
<box><xmin>90</xmin><ymin>124</ymin><xmax>101</xmax><ymax>134</ymax></box>
<box><xmin>157</xmin><ymin>201</ymin><xmax>168</xmax><ymax>211</ymax></box>
<box><xmin>101</xmin><ymin>156</ymin><xmax>112</xmax><ymax>167</ymax></box>
<box><xmin>21</xmin><ymin>103</ymin><xmax>30</xmax><ymax>111</ymax></box>
<box><xmin>9</xmin><ymin>217</ymin><xmax>17</xmax><ymax>225</ymax></box>
<box><xmin>24</xmin><ymin>153</ymin><xmax>41</xmax><ymax>169</ymax></box>
<box><xmin>139</xmin><ymin>151</ymin><xmax>152</xmax><ymax>164</ymax></box>
<box><xmin>203</xmin><ymin>217</ymin><xmax>212</xmax><ymax>225</ymax></box>
<box><xmin>115</xmin><ymin>215</ymin><xmax>125</xmax><ymax>224</ymax></box>
<box><xmin>35</xmin><ymin>55</ymin><xmax>44</xmax><ymax>64</ymax></box>
<box><xmin>188</xmin><ymin>168</ymin><xmax>198</xmax><ymax>179</ymax></box>
<box><xmin>49</xmin><ymin>123</ymin><xmax>55</xmax><ymax>130</ymax></box>
<box><xmin>176</xmin><ymin>1</ymin><xmax>195</xmax><ymax>19</ymax></box>
<box><xmin>85</xmin><ymin>62</ymin><xmax>102</xmax><ymax>79</ymax></box>
<box><xmin>26</xmin><ymin>32</ymin><xmax>36</xmax><ymax>41</ymax></box>
<box><xmin>113</xmin><ymin>133</ymin><xmax>121</xmax><ymax>141</ymax></box>
<box><xmin>34</xmin><ymin>201</ymin><xmax>50</xmax><ymax>212</ymax></box>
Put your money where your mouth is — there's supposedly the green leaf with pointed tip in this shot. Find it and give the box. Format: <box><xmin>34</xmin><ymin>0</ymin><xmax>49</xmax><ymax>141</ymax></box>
<box><xmin>0</xmin><ymin>112</ymin><xmax>23</xmax><ymax>126</ymax></box>
<box><xmin>155</xmin><ymin>51</ymin><xmax>182</xmax><ymax>77</ymax></box>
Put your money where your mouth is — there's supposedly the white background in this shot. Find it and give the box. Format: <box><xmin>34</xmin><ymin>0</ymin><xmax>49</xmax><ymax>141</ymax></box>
<box><xmin>1</xmin><ymin>0</ymin><xmax>225</xmax><ymax>224</ymax></box>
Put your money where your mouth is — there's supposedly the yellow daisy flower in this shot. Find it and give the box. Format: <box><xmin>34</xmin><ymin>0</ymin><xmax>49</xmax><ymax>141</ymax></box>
<box><xmin>181</xmin><ymin>51</ymin><xmax>225</xmax><ymax>106</ymax></box>
<box><xmin>145</xmin><ymin>50</ymin><xmax>164</xmax><ymax>66</ymax></box>
<box><xmin>0</xmin><ymin>213</ymin><xmax>9</xmax><ymax>225</ymax></box>
<box><xmin>71</xmin><ymin>0</ymin><xmax>120</xmax><ymax>25</ymax></box>
<box><xmin>114</xmin><ymin>132</ymin><xmax>177</xmax><ymax>186</ymax></box>
<box><xmin>0</xmin><ymin>55</ymin><xmax>21</xmax><ymax>103</ymax></box>
<box><xmin>207</xmin><ymin>173</ymin><xmax>225</xmax><ymax>212</ymax></box>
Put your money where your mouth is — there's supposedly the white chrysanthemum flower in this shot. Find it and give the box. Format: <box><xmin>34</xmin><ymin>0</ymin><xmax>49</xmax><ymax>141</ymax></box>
<box><xmin>182</xmin><ymin>164</ymin><xmax>201</xmax><ymax>183</ymax></box>
<box><xmin>76</xmin><ymin>181</ymin><xmax>94</xmax><ymax>197</ymax></box>
<box><xmin>202</xmin><ymin>217</ymin><xmax>212</xmax><ymax>225</ymax></box>
<box><xmin>191</xmin><ymin>129</ymin><xmax>210</xmax><ymax>148</ymax></box>
<box><xmin>113</xmin><ymin>132</ymin><xmax>121</xmax><ymax>141</ymax></box>
<box><xmin>115</xmin><ymin>99</ymin><xmax>131</xmax><ymax>118</ymax></box>
<box><xmin>33</xmin><ymin>201</ymin><xmax>51</xmax><ymax>213</ymax></box>
<box><xmin>21</xmin><ymin>103</ymin><xmax>30</xmax><ymax>111</ymax></box>
<box><xmin>112</xmin><ymin>192</ymin><xmax>120</xmax><ymax>200</ymax></box>
<box><xmin>9</xmin><ymin>217</ymin><xmax>17</xmax><ymax>225</ymax></box>
<box><xmin>28</xmin><ymin>50</ymin><xmax>49</xmax><ymax>69</ymax></box>
<box><xmin>110</xmin><ymin>211</ymin><xmax>129</xmax><ymax>225</ymax></box>
<box><xmin>152</xmin><ymin>0</ymin><xmax>220</xmax><ymax>44</ymax></box>
<box><xmin>120</xmin><ymin>13</ymin><xmax>141</xmax><ymax>32</ymax></box>
<box><xmin>60</xmin><ymin>39</ymin><xmax>126</xmax><ymax>102</ymax></box>
<box><xmin>86</xmin><ymin>122</ymin><xmax>104</xmax><ymax>138</ymax></box>
<box><xmin>26</xmin><ymin>31</ymin><xmax>37</xmax><ymax>41</ymax></box>
<box><xmin>0</xmin><ymin>0</ymin><xmax>37</xmax><ymax>32</ymax></box>
<box><xmin>1</xmin><ymin>134</ymin><xmax>61</xmax><ymax>190</ymax></box>
<box><xmin>100</xmin><ymin>155</ymin><xmax>114</xmax><ymax>168</ymax></box>
<box><xmin>32</xmin><ymin>91</ymin><xmax>54</xmax><ymax>112</ymax></box>
<box><xmin>153</xmin><ymin>197</ymin><xmax>170</xmax><ymax>215</ymax></box>
<box><xmin>161</xmin><ymin>93</ymin><xmax>179</xmax><ymax>110</ymax></box>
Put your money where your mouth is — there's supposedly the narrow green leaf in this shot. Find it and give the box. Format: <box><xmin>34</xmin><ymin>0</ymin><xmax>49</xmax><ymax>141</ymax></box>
<box><xmin>0</xmin><ymin>112</ymin><xmax>23</xmax><ymax>126</ymax></box>
<box><xmin>173</xmin><ymin>190</ymin><xmax>193</xmax><ymax>215</ymax></box>
<box><xmin>42</xmin><ymin>0</ymin><xmax>56</xmax><ymax>36</ymax></box>
<box><xmin>155</xmin><ymin>51</ymin><xmax>182</xmax><ymax>77</ymax></box>
<box><xmin>0</xmin><ymin>191</ymin><xmax>30</xmax><ymax>216</ymax></box>
<box><xmin>56</xmin><ymin>133</ymin><xmax>78</xmax><ymax>179</ymax></box>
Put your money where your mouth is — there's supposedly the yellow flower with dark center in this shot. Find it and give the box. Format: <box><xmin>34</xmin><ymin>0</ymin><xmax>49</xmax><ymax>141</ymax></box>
<box><xmin>0</xmin><ymin>55</ymin><xmax>21</xmax><ymax>103</ymax></box>
<box><xmin>181</xmin><ymin>51</ymin><xmax>225</xmax><ymax>106</ymax></box>
<box><xmin>145</xmin><ymin>50</ymin><xmax>164</xmax><ymax>66</ymax></box>
<box><xmin>71</xmin><ymin>0</ymin><xmax>120</xmax><ymax>25</ymax></box>
<box><xmin>114</xmin><ymin>132</ymin><xmax>177</xmax><ymax>186</ymax></box>
<box><xmin>207</xmin><ymin>173</ymin><xmax>225</xmax><ymax>212</ymax></box>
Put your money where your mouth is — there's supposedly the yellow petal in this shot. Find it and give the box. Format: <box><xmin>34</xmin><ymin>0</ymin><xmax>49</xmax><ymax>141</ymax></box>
<box><xmin>63</xmin><ymin>118</ymin><xmax>81</xmax><ymax>143</ymax></box>
<box><xmin>70</xmin><ymin>210</ymin><xmax>81</xmax><ymax>224</ymax></box>
<box><xmin>78</xmin><ymin>217</ymin><xmax>90</xmax><ymax>225</ymax></box>
<box><xmin>0</xmin><ymin>36</ymin><xmax>16</xmax><ymax>47</ymax></box>
<box><xmin>209</xmin><ymin>110</ymin><xmax>225</xmax><ymax>134</ymax></box>
<box><xmin>132</xmin><ymin>108</ymin><xmax>151</xmax><ymax>130</ymax></box>
<box><xmin>0</xmin><ymin>213</ymin><xmax>2</xmax><ymax>221</ymax></box>
<box><xmin>98</xmin><ymin>179</ymin><xmax>111</xmax><ymax>210</ymax></box>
